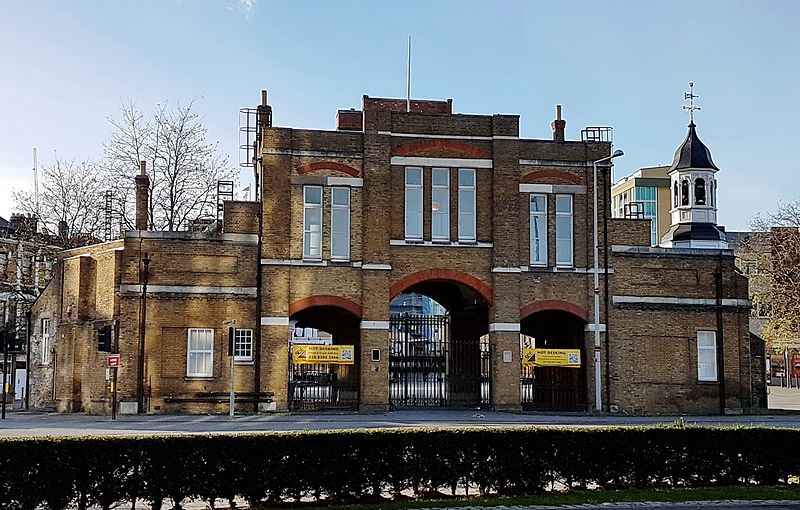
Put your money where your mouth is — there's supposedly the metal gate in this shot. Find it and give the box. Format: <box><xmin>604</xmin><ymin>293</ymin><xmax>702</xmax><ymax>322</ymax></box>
<box><xmin>519</xmin><ymin>337</ymin><xmax>585</xmax><ymax>411</ymax></box>
<box><xmin>389</xmin><ymin>314</ymin><xmax>491</xmax><ymax>408</ymax></box>
<box><xmin>288</xmin><ymin>343</ymin><xmax>359</xmax><ymax>411</ymax></box>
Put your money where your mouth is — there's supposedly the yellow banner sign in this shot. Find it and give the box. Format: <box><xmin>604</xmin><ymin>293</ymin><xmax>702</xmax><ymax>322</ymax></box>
<box><xmin>293</xmin><ymin>345</ymin><xmax>355</xmax><ymax>365</ymax></box>
<box><xmin>522</xmin><ymin>348</ymin><xmax>581</xmax><ymax>368</ymax></box>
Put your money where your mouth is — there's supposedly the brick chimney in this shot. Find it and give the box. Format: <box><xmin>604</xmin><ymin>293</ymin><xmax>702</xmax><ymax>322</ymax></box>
<box><xmin>134</xmin><ymin>161</ymin><xmax>149</xmax><ymax>230</ymax></box>
<box><xmin>551</xmin><ymin>104</ymin><xmax>566</xmax><ymax>142</ymax></box>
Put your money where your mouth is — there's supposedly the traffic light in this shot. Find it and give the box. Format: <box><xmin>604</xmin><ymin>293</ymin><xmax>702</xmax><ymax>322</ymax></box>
<box><xmin>97</xmin><ymin>325</ymin><xmax>112</xmax><ymax>352</ymax></box>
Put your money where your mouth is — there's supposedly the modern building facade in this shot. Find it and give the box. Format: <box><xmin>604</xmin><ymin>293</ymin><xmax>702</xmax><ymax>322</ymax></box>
<box><xmin>29</xmin><ymin>92</ymin><xmax>758</xmax><ymax>415</ymax></box>
<box><xmin>611</xmin><ymin>166</ymin><xmax>671</xmax><ymax>246</ymax></box>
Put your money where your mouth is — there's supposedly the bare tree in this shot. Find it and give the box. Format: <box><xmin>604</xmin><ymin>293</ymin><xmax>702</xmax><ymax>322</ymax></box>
<box><xmin>746</xmin><ymin>200</ymin><xmax>800</xmax><ymax>349</ymax></box>
<box><xmin>12</xmin><ymin>158</ymin><xmax>106</xmax><ymax>247</ymax></box>
<box><xmin>103</xmin><ymin>99</ymin><xmax>236</xmax><ymax>231</ymax></box>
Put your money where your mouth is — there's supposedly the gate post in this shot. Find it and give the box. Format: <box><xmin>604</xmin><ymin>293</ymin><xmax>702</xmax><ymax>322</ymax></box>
<box><xmin>360</xmin><ymin>272</ymin><xmax>390</xmax><ymax>412</ymax></box>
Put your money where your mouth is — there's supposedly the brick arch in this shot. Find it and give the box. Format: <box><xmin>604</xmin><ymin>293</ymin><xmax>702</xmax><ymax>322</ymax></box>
<box><xmin>296</xmin><ymin>161</ymin><xmax>359</xmax><ymax>177</ymax></box>
<box><xmin>394</xmin><ymin>139</ymin><xmax>488</xmax><ymax>159</ymax></box>
<box><xmin>521</xmin><ymin>170</ymin><xmax>583</xmax><ymax>185</ymax></box>
<box><xmin>289</xmin><ymin>295</ymin><xmax>363</xmax><ymax>319</ymax></box>
<box><xmin>389</xmin><ymin>269</ymin><xmax>493</xmax><ymax>304</ymax></box>
<box><xmin>520</xmin><ymin>300</ymin><xmax>588</xmax><ymax>322</ymax></box>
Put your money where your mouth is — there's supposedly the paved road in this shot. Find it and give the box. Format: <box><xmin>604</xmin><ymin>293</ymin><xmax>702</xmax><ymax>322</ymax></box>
<box><xmin>1</xmin><ymin>408</ymin><xmax>800</xmax><ymax>436</ymax></box>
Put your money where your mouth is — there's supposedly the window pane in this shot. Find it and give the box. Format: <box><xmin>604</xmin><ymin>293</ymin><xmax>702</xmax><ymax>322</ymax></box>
<box><xmin>556</xmin><ymin>239</ymin><xmax>572</xmax><ymax>264</ymax></box>
<box><xmin>556</xmin><ymin>216</ymin><xmax>572</xmax><ymax>238</ymax></box>
<box><xmin>332</xmin><ymin>187</ymin><xmax>349</xmax><ymax>206</ymax></box>
<box><xmin>432</xmin><ymin>187</ymin><xmax>449</xmax><ymax>240</ymax></box>
<box><xmin>459</xmin><ymin>212</ymin><xmax>475</xmax><ymax>240</ymax></box>
<box><xmin>304</xmin><ymin>186</ymin><xmax>322</xmax><ymax>204</ymax></box>
<box><xmin>405</xmin><ymin>187</ymin><xmax>422</xmax><ymax>238</ymax></box>
<box><xmin>531</xmin><ymin>216</ymin><xmax>545</xmax><ymax>263</ymax></box>
<box><xmin>405</xmin><ymin>167</ymin><xmax>422</xmax><ymax>186</ymax></box>
<box><xmin>530</xmin><ymin>195</ymin><xmax>546</xmax><ymax>213</ymax></box>
<box><xmin>458</xmin><ymin>190</ymin><xmax>475</xmax><ymax>213</ymax></box>
<box><xmin>458</xmin><ymin>169</ymin><xmax>475</xmax><ymax>187</ymax></box>
<box><xmin>432</xmin><ymin>168</ymin><xmax>449</xmax><ymax>186</ymax></box>
<box><xmin>556</xmin><ymin>195</ymin><xmax>572</xmax><ymax>213</ymax></box>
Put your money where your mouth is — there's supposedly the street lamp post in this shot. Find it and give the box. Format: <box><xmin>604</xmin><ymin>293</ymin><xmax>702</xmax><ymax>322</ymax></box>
<box><xmin>592</xmin><ymin>149</ymin><xmax>623</xmax><ymax>412</ymax></box>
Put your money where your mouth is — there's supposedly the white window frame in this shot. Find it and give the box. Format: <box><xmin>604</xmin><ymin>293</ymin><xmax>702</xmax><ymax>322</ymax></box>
<box><xmin>234</xmin><ymin>329</ymin><xmax>254</xmax><ymax>363</ymax></box>
<box><xmin>529</xmin><ymin>194</ymin><xmax>548</xmax><ymax>266</ymax></box>
<box><xmin>697</xmin><ymin>330</ymin><xmax>718</xmax><ymax>382</ymax></box>
<box><xmin>555</xmin><ymin>194</ymin><xmax>573</xmax><ymax>267</ymax></box>
<box><xmin>41</xmin><ymin>318</ymin><xmax>52</xmax><ymax>365</ymax></box>
<box><xmin>187</xmin><ymin>328</ymin><xmax>214</xmax><ymax>378</ymax></box>
<box><xmin>431</xmin><ymin>167</ymin><xmax>450</xmax><ymax>241</ymax></box>
<box><xmin>303</xmin><ymin>186</ymin><xmax>323</xmax><ymax>260</ymax></box>
<box><xmin>330</xmin><ymin>187</ymin><xmax>351</xmax><ymax>261</ymax></box>
<box><xmin>458</xmin><ymin>168</ymin><xmax>476</xmax><ymax>242</ymax></box>
<box><xmin>404</xmin><ymin>167</ymin><xmax>423</xmax><ymax>240</ymax></box>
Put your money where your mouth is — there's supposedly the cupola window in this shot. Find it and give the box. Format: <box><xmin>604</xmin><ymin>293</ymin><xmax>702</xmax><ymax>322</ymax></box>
<box><xmin>681</xmin><ymin>179</ymin><xmax>689</xmax><ymax>206</ymax></box>
<box><xmin>673</xmin><ymin>182</ymin><xmax>679</xmax><ymax>207</ymax></box>
<box><xmin>694</xmin><ymin>177</ymin><xmax>706</xmax><ymax>205</ymax></box>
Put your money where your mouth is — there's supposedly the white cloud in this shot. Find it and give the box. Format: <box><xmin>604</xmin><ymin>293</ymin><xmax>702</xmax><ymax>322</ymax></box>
<box><xmin>240</xmin><ymin>0</ymin><xmax>257</xmax><ymax>8</ymax></box>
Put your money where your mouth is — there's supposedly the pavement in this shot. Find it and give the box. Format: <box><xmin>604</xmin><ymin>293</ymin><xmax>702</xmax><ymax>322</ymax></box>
<box><xmin>423</xmin><ymin>504</ymin><xmax>800</xmax><ymax>509</ymax></box>
<box><xmin>1</xmin><ymin>407</ymin><xmax>800</xmax><ymax>436</ymax></box>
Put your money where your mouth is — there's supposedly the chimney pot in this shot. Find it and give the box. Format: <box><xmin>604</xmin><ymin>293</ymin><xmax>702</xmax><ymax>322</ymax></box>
<box><xmin>139</xmin><ymin>160</ymin><xmax>146</xmax><ymax>175</ymax></box>
<box><xmin>261</xmin><ymin>90</ymin><xmax>268</xmax><ymax>106</ymax></box>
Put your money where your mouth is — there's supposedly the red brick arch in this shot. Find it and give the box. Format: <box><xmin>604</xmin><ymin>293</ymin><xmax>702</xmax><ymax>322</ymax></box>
<box><xmin>296</xmin><ymin>161</ymin><xmax>360</xmax><ymax>177</ymax></box>
<box><xmin>521</xmin><ymin>170</ymin><xmax>583</xmax><ymax>185</ymax></box>
<box><xmin>520</xmin><ymin>300</ymin><xmax>588</xmax><ymax>322</ymax></box>
<box><xmin>394</xmin><ymin>139</ymin><xmax>489</xmax><ymax>158</ymax></box>
<box><xmin>389</xmin><ymin>269</ymin><xmax>493</xmax><ymax>304</ymax></box>
<box><xmin>289</xmin><ymin>295</ymin><xmax>363</xmax><ymax>319</ymax></box>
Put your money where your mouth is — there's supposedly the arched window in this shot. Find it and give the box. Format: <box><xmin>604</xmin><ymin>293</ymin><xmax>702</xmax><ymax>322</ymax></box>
<box><xmin>681</xmin><ymin>179</ymin><xmax>689</xmax><ymax>206</ymax></box>
<box><xmin>695</xmin><ymin>177</ymin><xmax>706</xmax><ymax>205</ymax></box>
<box><xmin>673</xmin><ymin>182</ymin><xmax>679</xmax><ymax>207</ymax></box>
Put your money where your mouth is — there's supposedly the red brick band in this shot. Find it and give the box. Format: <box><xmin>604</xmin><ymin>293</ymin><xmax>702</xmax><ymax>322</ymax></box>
<box><xmin>393</xmin><ymin>139</ymin><xmax>488</xmax><ymax>159</ymax></box>
<box><xmin>521</xmin><ymin>170</ymin><xmax>583</xmax><ymax>185</ymax></box>
<box><xmin>289</xmin><ymin>295</ymin><xmax>363</xmax><ymax>319</ymax></box>
<box><xmin>389</xmin><ymin>269</ymin><xmax>493</xmax><ymax>304</ymax></box>
<box><xmin>520</xmin><ymin>300</ymin><xmax>588</xmax><ymax>322</ymax></box>
<box><xmin>296</xmin><ymin>161</ymin><xmax>360</xmax><ymax>177</ymax></box>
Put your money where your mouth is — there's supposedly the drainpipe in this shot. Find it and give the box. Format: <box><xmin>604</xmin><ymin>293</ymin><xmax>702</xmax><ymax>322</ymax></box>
<box><xmin>136</xmin><ymin>253</ymin><xmax>150</xmax><ymax>414</ymax></box>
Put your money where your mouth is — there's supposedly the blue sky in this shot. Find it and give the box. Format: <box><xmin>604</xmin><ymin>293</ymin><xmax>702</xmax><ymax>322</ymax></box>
<box><xmin>1</xmin><ymin>0</ymin><xmax>798</xmax><ymax>230</ymax></box>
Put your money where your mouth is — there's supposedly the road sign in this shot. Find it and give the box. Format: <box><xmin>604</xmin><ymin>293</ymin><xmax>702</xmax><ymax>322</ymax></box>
<box><xmin>108</xmin><ymin>354</ymin><xmax>121</xmax><ymax>368</ymax></box>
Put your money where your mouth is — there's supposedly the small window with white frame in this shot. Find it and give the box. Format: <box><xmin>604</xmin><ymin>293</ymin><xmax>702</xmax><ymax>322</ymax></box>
<box><xmin>303</xmin><ymin>186</ymin><xmax>323</xmax><ymax>260</ymax></box>
<box><xmin>697</xmin><ymin>330</ymin><xmax>717</xmax><ymax>382</ymax></box>
<box><xmin>187</xmin><ymin>328</ymin><xmax>214</xmax><ymax>378</ymax></box>
<box><xmin>530</xmin><ymin>194</ymin><xmax>547</xmax><ymax>265</ymax></box>
<box><xmin>41</xmin><ymin>318</ymin><xmax>52</xmax><ymax>365</ymax></box>
<box><xmin>404</xmin><ymin>167</ymin><xmax>423</xmax><ymax>240</ymax></box>
<box><xmin>458</xmin><ymin>168</ymin><xmax>476</xmax><ymax>242</ymax></box>
<box><xmin>431</xmin><ymin>168</ymin><xmax>450</xmax><ymax>241</ymax></box>
<box><xmin>331</xmin><ymin>187</ymin><xmax>350</xmax><ymax>260</ymax></box>
<box><xmin>234</xmin><ymin>329</ymin><xmax>254</xmax><ymax>363</ymax></box>
<box><xmin>555</xmin><ymin>194</ymin><xmax>573</xmax><ymax>267</ymax></box>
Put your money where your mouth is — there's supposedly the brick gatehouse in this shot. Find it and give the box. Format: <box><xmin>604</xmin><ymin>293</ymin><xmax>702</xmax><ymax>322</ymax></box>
<box><xmin>28</xmin><ymin>92</ymin><xmax>757</xmax><ymax>415</ymax></box>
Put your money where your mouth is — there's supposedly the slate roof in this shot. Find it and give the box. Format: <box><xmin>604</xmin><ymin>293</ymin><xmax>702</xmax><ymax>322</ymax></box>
<box><xmin>669</xmin><ymin>122</ymin><xmax>719</xmax><ymax>172</ymax></box>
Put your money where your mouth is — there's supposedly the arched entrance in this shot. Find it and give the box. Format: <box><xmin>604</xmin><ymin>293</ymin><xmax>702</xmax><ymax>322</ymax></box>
<box><xmin>288</xmin><ymin>296</ymin><xmax>361</xmax><ymax>411</ymax></box>
<box><xmin>519</xmin><ymin>302</ymin><xmax>588</xmax><ymax>411</ymax></box>
<box><xmin>389</xmin><ymin>270</ymin><xmax>491</xmax><ymax>408</ymax></box>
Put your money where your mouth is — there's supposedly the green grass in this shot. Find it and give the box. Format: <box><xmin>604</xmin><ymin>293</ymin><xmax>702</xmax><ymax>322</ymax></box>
<box><xmin>263</xmin><ymin>486</ymin><xmax>800</xmax><ymax>510</ymax></box>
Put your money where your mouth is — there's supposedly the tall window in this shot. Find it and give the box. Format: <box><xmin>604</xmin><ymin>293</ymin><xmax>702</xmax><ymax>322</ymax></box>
<box><xmin>404</xmin><ymin>167</ymin><xmax>423</xmax><ymax>239</ymax></box>
<box><xmin>331</xmin><ymin>187</ymin><xmax>350</xmax><ymax>260</ymax></box>
<box><xmin>697</xmin><ymin>331</ymin><xmax>717</xmax><ymax>382</ymax></box>
<box><xmin>636</xmin><ymin>186</ymin><xmax>658</xmax><ymax>246</ymax></box>
<box><xmin>303</xmin><ymin>186</ymin><xmax>323</xmax><ymax>260</ymax></box>
<box><xmin>555</xmin><ymin>194</ymin><xmax>573</xmax><ymax>267</ymax></box>
<box><xmin>673</xmin><ymin>182</ymin><xmax>679</xmax><ymax>207</ymax></box>
<box><xmin>234</xmin><ymin>329</ymin><xmax>254</xmax><ymax>363</ymax></box>
<box><xmin>529</xmin><ymin>194</ymin><xmax>547</xmax><ymax>265</ymax></box>
<box><xmin>41</xmin><ymin>318</ymin><xmax>52</xmax><ymax>365</ymax></box>
<box><xmin>458</xmin><ymin>168</ymin><xmax>476</xmax><ymax>241</ymax></box>
<box><xmin>187</xmin><ymin>328</ymin><xmax>214</xmax><ymax>377</ymax></box>
<box><xmin>431</xmin><ymin>168</ymin><xmax>450</xmax><ymax>241</ymax></box>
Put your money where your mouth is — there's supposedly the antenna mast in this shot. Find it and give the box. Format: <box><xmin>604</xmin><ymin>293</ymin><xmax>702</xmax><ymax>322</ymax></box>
<box><xmin>406</xmin><ymin>35</ymin><xmax>412</xmax><ymax>112</ymax></box>
<box><xmin>33</xmin><ymin>147</ymin><xmax>39</xmax><ymax>218</ymax></box>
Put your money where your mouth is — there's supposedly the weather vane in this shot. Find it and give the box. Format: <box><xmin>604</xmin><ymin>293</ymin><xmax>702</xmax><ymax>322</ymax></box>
<box><xmin>683</xmin><ymin>82</ymin><xmax>701</xmax><ymax>124</ymax></box>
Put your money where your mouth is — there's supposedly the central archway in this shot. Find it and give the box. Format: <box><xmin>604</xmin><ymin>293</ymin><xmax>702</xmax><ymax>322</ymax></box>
<box><xmin>389</xmin><ymin>270</ymin><xmax>491</xmax><ymax>408</ymax></box>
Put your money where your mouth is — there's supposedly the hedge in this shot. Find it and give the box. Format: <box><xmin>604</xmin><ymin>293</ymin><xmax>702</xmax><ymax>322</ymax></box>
<box><xmin>2</xmin><ymin>426</ymin><xmax>800</xmax><ymax>509</ymax></box>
